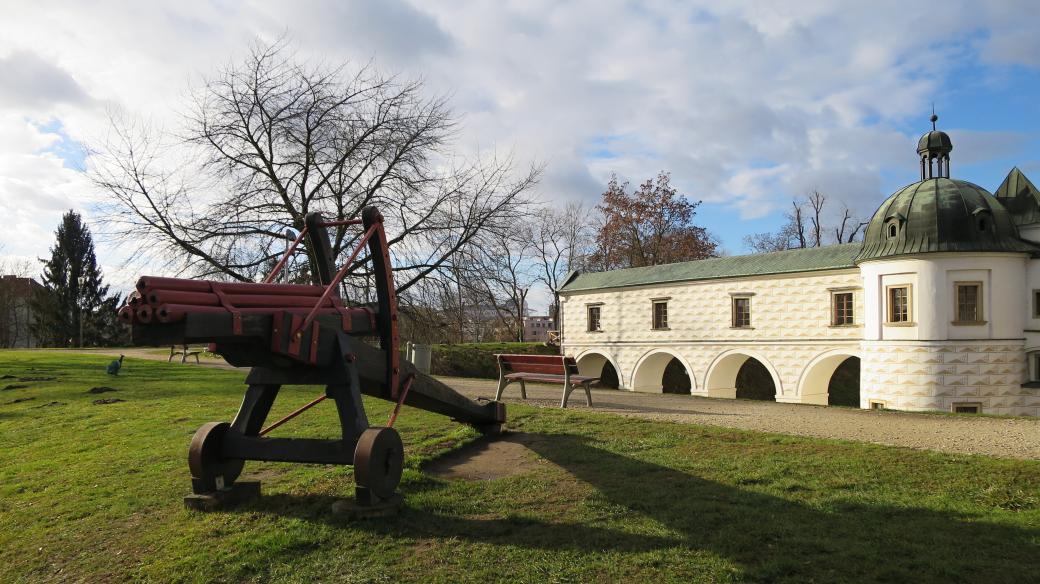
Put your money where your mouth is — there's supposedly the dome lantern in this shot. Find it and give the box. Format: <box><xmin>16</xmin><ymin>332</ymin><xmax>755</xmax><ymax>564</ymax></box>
<box><xmin>917</xmin><ymin>111</ymin><xmax>953</xmax><ymax>180</ymax></box>
<box><xmin>855</xmin><ymin>118</ymin><xmax>1040</xmax><ymax>264</ymax></box>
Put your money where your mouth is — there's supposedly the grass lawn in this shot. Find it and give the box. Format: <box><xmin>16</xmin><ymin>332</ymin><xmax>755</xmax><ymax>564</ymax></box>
<box><xmin>1</xmin><ymin>350</ymin><xmax>1038</xmax><ymax>583</ymax></box>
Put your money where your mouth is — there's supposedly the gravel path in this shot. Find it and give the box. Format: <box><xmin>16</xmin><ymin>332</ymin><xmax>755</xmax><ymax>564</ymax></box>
<box><xmin>70</xmin><ymin>349</ymin><xmax>1040</xmax><ymax>460</ymax></box>
<box><xmin>439</xmin><ymin>376</ymin><xmax>1040</xmax><ymax>460</ymax></box>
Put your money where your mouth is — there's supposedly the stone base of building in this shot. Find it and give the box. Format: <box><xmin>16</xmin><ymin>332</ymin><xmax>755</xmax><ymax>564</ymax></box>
<box><xmin>861</xmin><ymin>340</ymin><xmax>1040</xmax><ymax>417</ymax></box>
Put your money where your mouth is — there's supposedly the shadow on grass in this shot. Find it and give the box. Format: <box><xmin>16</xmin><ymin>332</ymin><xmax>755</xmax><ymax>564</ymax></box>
<box><xmin>247</xmin><ymin>432</ymin><xmax>1039</xmax><ymax>582</ymax></box>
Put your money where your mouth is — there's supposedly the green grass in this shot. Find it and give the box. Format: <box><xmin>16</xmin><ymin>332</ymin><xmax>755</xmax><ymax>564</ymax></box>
<box><xmin>0</xmin><ymin>350</ymin><xmax>1038</xmax><ymax>583</ymax></box>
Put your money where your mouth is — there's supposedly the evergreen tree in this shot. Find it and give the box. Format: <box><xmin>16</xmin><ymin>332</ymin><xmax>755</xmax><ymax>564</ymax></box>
<box><xmin>31</xmin><ymin>211</ymin><xmax>123</xmax><ymax>347</ymax></box>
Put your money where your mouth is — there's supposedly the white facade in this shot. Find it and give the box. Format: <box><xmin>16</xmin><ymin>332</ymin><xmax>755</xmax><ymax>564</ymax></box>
<box><xmin>559</xmin><ymin>250</ymin><xmax>1040</xmax><ymax>417</ymax></box>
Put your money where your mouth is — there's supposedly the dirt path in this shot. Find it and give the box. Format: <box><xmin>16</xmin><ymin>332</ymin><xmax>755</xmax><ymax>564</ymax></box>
<box><xmin>70</xmin><ymin>349</ymin><xmax>1040</xmax><ymax>460</ymax></box>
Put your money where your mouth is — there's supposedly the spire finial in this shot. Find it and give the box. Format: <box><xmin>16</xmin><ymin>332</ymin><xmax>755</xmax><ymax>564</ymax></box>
<box><xmin>930</xmin><ymin>104</ymin><xmax>938</xmax><ymax>131</ymax></box>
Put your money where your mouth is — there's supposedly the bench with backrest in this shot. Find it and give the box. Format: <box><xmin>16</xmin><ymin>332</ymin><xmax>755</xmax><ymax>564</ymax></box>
<box><xmin>169</xmin><ymin>344</ymin><xmax>203</xmax><ymax>364</ymax></box>
<box><xmin>494</xmin><ymin>354</ymin><xmax>598</xmax><ymax>408</ymax></box>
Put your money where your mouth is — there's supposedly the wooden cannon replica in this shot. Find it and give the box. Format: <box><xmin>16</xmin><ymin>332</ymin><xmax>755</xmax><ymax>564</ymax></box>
<box><xmin>119</xmin><ymin>207</ymin><xmax>505</xmax><ymax>509</ymax></box>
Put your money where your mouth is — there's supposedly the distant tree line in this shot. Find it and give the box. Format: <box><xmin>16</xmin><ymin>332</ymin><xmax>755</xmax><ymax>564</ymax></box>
<box><xmin>8</xmin><ymin>211</ymin><xmax>128</xmax><ymax>348</ymax></box>
<box><xmin>742</xmin><ymin>190</ymin><xmax>866</xmax><ymax>253</ymax></box>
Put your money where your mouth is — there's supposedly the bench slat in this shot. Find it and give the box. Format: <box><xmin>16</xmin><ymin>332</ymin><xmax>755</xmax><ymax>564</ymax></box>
<box><xmin>503</xmin><ymin>364</ymin><xmax>567</xmax><ymax>375</ymax></box>
<box><xmin>506</xmin><ymin>372</ymin><xmax>599</xmax><ymax>383</ymax></box>
<box><xmin>497</xmin><ymin>354</ymin><xmax>573</xmax><ymax>365</ymax></box>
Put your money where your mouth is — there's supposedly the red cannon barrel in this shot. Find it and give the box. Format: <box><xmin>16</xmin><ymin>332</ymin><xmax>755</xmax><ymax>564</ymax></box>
<box><xmin>137</xmin><ymin>276</ymin><xmax>326</xmax><ymax>297</ymax></box>
<box><xmin>147</xmin><ymin>290</ymin><xmax>346</xmax><ymax>309</ymax></box>
<box><xmin>153</xmin><ymin>304</ymin><xmax>365</xmax><ymax>324</ymax></box>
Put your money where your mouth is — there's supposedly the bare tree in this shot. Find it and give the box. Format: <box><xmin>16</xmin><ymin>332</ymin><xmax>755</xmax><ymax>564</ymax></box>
<box><xmin>744</xmin><ymin>191</ymin><xmax>866</xmax><ymax>253</ymax></box>
<box><xmin>807</xmin><ymin>190</ymin><xmax>825</xmax><ymax>247</ymax></box>
<box><xmin>92</xmin><ymin>39</ymin><xmax>538</xmax><ymax>299</ymax></box>
<box><xmin>531</xmin><ymin>202</ymin><xmax>593</xmax><ymax>323</ymax></box>
<box><xmin>457</xmin><ymin>229</ymin><xmax>538</xmax><ymax>342</ymax></box>
<box><xmin>834</xmin><ymin>206</ymin><xmax>868</xmax><ymax>243</ymax></box>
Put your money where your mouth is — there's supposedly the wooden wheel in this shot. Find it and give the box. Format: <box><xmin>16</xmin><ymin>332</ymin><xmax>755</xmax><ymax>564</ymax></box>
<box><xmin>188</xmin><ymin>422</ymin><xmax>245</xmax><ymax>494</ymax></box>
<box><xmin>353</xmin><ymin>427</ymin><xmax>403</xmax><ymax>500</ymax></box>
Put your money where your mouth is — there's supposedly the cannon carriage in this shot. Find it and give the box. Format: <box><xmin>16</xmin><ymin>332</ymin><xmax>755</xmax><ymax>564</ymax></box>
<box><xmin>120</xmin><ymin>207</ymin><xmax>505</xmax><ymax>509</ymax></box>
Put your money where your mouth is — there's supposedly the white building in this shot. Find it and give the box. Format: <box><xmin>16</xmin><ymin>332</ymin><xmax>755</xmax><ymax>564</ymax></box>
<box><xmin>558</xmin><ymin>124</ymin><xmax>1040</xmax><ymax>416</ymax></box>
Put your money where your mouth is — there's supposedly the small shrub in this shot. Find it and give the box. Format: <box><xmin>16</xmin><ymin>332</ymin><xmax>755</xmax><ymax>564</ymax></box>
<box><xmin>430</xmin><ymin>342</ymin><xmax>559</xmax><ymax>378</ymax></box>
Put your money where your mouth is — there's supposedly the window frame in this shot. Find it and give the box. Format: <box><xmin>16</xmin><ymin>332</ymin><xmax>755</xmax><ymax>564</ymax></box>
<box><xmin>951</xmin><ymin>402</ymin><xmax>982</xmax><ymax>415</ymax></box>
<box><xmin>951</xmin><ymin>281</ymin><xmax>985</xmax><ymax>326</ymax></box>
<box><xmin>586</xmin><ymin>304</ymin><xmax>603</xmax><ymax>332</ymax></box>
<box><xmin>731</xmin><ymin>295</ymin><xmax>752</xmax><ymax>329</ymax></box>
<box><xmin>830</xmin><ymin>289</ymin><xmax>856</xmax><ymax>327</ymax></box>
<box><xmin>884</xmin><ymin>284</ymin><xmax>913</xmax><ymax>326</ymax></box>
<box><xmin>651</xmin><ymin>299</ymin><xmax>669</xmax><ymax>330</ymax></box>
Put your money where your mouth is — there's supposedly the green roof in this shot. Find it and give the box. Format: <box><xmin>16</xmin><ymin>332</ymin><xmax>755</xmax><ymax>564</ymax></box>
<box><xmin>994</xmin><ymin>167</ymin><xmax>1040</xmax><ymax>226</ymax></box>
<box><xmin>856</xmin><ymin>178</ymin><xmax>1040</xmax><ymax>263</ymax></box>
<box><xmin>560</xmin><ymin>243</ymin><xmax>862</xmax><ymax>293</ymax></box>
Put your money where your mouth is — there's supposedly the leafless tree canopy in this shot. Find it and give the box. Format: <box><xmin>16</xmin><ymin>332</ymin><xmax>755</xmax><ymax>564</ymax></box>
<box><xmin>743</xmin><ymin>190</ymin><xmax>866</xmax><ymax>253</ymax></box>
<box><xmin>92</xmin><ymin>40</ymin><xmax>538</xmax><ymax>300</ymax></box>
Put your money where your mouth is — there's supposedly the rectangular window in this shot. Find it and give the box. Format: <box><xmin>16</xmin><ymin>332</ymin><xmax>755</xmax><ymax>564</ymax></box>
<box><xmin>887</xmin><ymin>286</ymin><xmax>910</xmax><ymax>323</ymax></box>
<box><xmin>952</xmin><ymin>403</ymin><xmax>981</xmax><ymax>414</ymax></box>
<box><xmin>732</xmin><ymin>297</ymin><xmax>751</xmax><ymax>328</ymax></box>
<box><xmin>832</xmin><ymin>292</ymin><xmax>854</xmax><ymax>326</ymax></box>
<box><xmin>954</xmin><ymin>282</ymin><xmax>982</xmax><ymax>323</ymax></box>
<box><xmin>869</xmin><ymin>400</ymin><xmax>887</xmax><ymax>410</ymax></box>
<box><xmin>587</xmin><ymin>305</ymin><xmax>601</xmax><ymax>332</ymax></box>
<box><xmin>652</xmin><ymin>300</ymin><xmax>668</xmax><ymax>330</ymax></box>
<box><xmin>1032</xmin><ymin>290</ymin><xmax>1040</xmax><ymax>318</ymax></box>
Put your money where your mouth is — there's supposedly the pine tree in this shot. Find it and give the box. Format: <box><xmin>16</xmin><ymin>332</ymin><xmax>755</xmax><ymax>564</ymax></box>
<box><xmin>31</xmin><ymin>211</ymin><xmax>122</xmax><ymax>347</ymax></box>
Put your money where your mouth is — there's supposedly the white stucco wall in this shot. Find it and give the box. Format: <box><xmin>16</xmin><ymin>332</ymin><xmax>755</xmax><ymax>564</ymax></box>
<box><xmin>560</xmin><ymin>269</ymin><xmax>863</xmax><ymax>402</ymax></box>
<box><xmin>859</xmin><ymin>254</ymin><xmax>1027</xmax><ymax>342</ymax></box>
<box><xmin>559</xmin><ymin>252</ymin><xmax>1040</xmax><ymax>416</ymax></box>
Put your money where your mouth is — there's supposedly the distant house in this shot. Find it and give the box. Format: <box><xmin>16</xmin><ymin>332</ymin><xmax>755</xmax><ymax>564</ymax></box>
<box><xmin>523</xmin><ymin>315</ymin><xmax>556</xmax><ymax>343</ymax></box>
<box><xmin>0</xmin><ymin>275</ymin><xmax>43</xmax><ymax>348</ymax></box>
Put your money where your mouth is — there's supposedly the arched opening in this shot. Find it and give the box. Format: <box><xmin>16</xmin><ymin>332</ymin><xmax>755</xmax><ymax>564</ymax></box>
<box><xmin>631</xmin><ymin>351</ymin><xmax>694</xmax><ymax>393</ymax></box>
<box><xmin>575</xmin><ymin>352</ymin><xmax>621</xmax><ymax>389</ymax></box>
<box><xmin>797</xmin><ymin>351</ymin><xmax>861</xmax><ymax>406</ymax></box>
<box><xmin>662</xmin><ymin>358</ymin><xmax>692</xmax><ymax>394</ymax></box>
<box><xmin>827</xmin><ymin>357</ymin><xmax>861</xmax><ymax>407</ymax></box>
<box><xmin>735</xmin><ymin>359</ymin><xmax>776</xmax><ymax>401</ymax></box>
<box><xmin>704</xmin><ymin>351</ymin><xmax>780</xmax><ymax>401</ymax></box>
<box><xmin>599</xmin><ymin>360</ymin><xmax>620</xmax><ymax>389</ymax></box>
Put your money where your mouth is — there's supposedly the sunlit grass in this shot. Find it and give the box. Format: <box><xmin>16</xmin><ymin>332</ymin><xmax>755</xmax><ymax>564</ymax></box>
<box><xmin>0</xmin><ymin>350</ymin><xmax>1037</xmax><ymax>583</ymax></box>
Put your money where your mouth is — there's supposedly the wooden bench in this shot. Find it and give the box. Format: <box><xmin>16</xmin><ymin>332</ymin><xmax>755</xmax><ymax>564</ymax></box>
<box><xmin>494</xmin><ymin>354</ymin><xmax>598</xmax><ymax>408</ymax></box>
<box><xmin>169</xmin><ymin>344</ymin><xmax>203</xmax><ymax>364</ymax></box>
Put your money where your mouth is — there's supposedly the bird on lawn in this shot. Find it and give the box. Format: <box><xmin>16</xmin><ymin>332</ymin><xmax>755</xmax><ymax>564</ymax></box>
<box><xmin>106</xmin><ymin>355</ymin><xmax>125</xmax><ymax>376</ymax></box>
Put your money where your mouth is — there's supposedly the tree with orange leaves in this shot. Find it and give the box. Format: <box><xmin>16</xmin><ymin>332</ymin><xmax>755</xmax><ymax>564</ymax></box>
<box><xmin>587</xmin><ymin>172</ymin><xmax>717</xmax><ymax>270</ymax></box>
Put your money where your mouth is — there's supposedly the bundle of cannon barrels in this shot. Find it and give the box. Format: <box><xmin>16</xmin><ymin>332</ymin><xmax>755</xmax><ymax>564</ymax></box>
<box><xmin>118</xmin><ymin>276</ymin><xmax>371</xmax><ymax>327</ymax></box>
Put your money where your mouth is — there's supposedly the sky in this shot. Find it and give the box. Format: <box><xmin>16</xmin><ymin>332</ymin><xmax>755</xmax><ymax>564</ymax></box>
<box><xmin>3</xmin><ymin>1</ymin><xmax>1040</xmax><ymax>311</ymax></box>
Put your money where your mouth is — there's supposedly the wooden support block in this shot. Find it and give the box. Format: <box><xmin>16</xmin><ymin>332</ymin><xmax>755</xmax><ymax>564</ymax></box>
<box><xmin>183</xmin><ymin>480</ymin><xmax>261</xmax><ymax>511</ymax></box>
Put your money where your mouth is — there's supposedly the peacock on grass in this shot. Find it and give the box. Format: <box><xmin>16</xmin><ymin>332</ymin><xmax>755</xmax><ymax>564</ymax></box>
<box><xmin>106</xmin><ymin>355</ymin><xmax>125</xmax><ymax>376</ymax></box>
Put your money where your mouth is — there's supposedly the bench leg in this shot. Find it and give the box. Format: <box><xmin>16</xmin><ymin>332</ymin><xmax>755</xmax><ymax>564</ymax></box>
<box><xmin>561</xmin><ymin>384</ymin><xmax>573</xmax><ymax>408</ymax></box>
<box><xmin>519</xmin><ymin>379</ymin><xmax>527</xmax><ymax>400</ymax></box>
<box><xmin>193</xmin><ymin>353</ymin><xmax>200</xmax><ymax>365</ymax></box>
<box><xmin>583</xmin><ymin>382</ymin><xmax>593</xmax><ymax>407</ymax></box>
<box><xmin>495</xmin><ymin>377</ymin><xmax>508</xmax><ymax>401</ymax></box>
